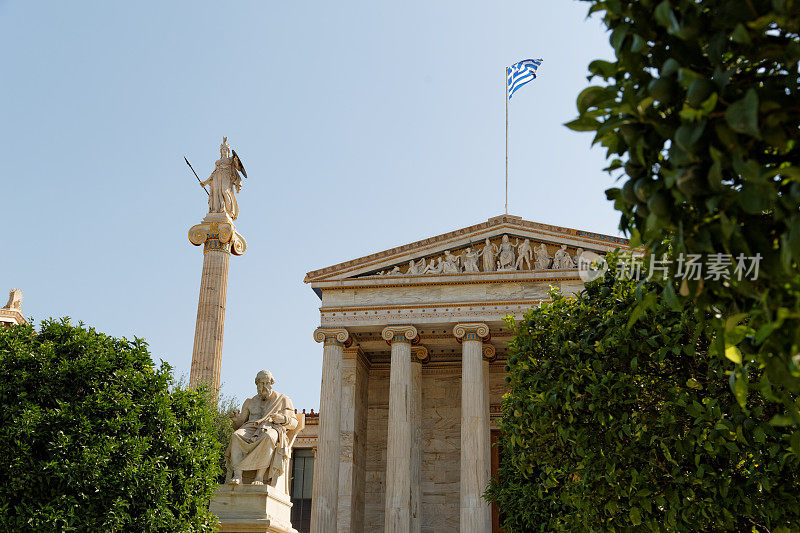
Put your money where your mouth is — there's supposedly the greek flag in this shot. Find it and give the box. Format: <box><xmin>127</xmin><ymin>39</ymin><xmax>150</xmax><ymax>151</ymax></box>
<box><xmin>507</xmin><ymin>58</ymin><xmax>543</xmax><ymax>99</ymax></box>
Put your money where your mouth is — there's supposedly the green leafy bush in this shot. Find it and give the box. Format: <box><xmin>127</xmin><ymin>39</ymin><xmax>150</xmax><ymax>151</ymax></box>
<box><xmin>487</xmin><ymin>272</ymin><xmax>800</xmax><ymax>532</ymax></box>
<box><xmin>213</xmin><ymin>394</ymin><xmax>238</xmax><ymax>483</ymax></box>
<box><xmin>568</xmin><ymin>0</ymin><xmax>800</xmax><ymax>436</ymax></box>
<box><xmin>0</xmin><ymin>319</ymin><xmax>222</xmax><ymax>532</ymax></box>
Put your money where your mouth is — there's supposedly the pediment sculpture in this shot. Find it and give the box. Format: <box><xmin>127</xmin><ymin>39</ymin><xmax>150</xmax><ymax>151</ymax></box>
<box><xmin>2</xmin><ymin>289</ymin><xmax>22</xmax><ymax>311</ymax></box>
<box><xmin>367</xmin><ymin>235</ymin><xmax>594</xmax><ymax>277</ymax></box>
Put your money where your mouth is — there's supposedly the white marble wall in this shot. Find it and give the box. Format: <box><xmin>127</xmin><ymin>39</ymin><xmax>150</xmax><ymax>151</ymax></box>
<box><xmin>365</xmin><ymin>370</ymin><xmax>389</xmax><ymax>531</ymax></box>
<box><xmin>354</xmin><ymin>359</ymin><xmax>369</xmax><ymax>532</ymax></box>
<box><xmin>488</xmin><ymin>365</ymin><xmax>507</xmax><ymax>412</ymax></box>
<box><xmin>339</xmin><ymin>350</ymin><xmax>369</xmax><ymax>532</ymax></box>
<box><xmin>420</xmin><ymin>370</ymin><xmax>461</xmax><ymax>533</ymax></box>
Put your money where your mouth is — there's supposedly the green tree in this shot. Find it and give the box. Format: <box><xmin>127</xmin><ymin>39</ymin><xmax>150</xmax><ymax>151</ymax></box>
<box><xmin>212</xmin><ymin>394</ymin><xmax>238</xmax><ymax>484</ymax></box>
<box><xmin>487</xmin><ymin>271</ymin><xmax>800</xmax><ymax>532</ymax></box>
<box><xmin>567</xmin><ymin>1</ymin><xmax>800</xmax><ymax>439</ymax></box>
<box><xmin>0</xmin><ymin>319</ymin><xmax>222</xmax><ymax>532</ymax></box>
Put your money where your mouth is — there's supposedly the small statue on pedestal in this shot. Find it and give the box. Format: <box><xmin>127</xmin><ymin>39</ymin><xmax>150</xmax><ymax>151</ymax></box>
<box><xmin>226</xmin><ymin>370</ymin><xmax>298</xmax><ymax>486</ymax></box>
<box><xmin>200</xmin><ymin>136</ymin><xmax>247</xmax><ymax>220</ymax></box>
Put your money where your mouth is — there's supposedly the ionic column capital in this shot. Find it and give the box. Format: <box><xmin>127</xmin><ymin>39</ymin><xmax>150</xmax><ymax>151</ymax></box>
<box><xmin>188</xmin><ymin>217</ymin><xmax>247</xmax><ymax>256</ymax></box>
<box><xmin>313</xmin><ymin>327</ymin><xmax>351</xmax><ymax>346</ymax></box>
<box><xmin>381</xmin><ymin>325</ymin><xmax>418</xmax><ymax>344</ymax></box>
<box><xmin>482</xmin><ymin>344</ymin><xmax>497</xmax><ymax>362</ymax></box>
<box><xmin>411</xmin><ymin>345</ymin><xmax>430</xmax><ymax>364</ymax></box>
<box><xmin>453</xmin><ymin>323</ymin><xmax>490</xmax><ymax>341</ymax></box>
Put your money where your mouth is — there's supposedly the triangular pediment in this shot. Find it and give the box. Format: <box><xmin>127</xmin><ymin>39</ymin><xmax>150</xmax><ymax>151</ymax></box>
<box><xmin>304</xmin><ymin>214</ymin><xmax>627</xmax><ymax>285</ymax></box>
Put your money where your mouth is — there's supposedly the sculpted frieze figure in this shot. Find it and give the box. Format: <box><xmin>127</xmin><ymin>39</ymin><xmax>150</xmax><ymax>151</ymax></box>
<box><xmin>553</xmin><ymin>245</ymin><xmax>575</xmax><ymax>269</ymax></box>
<box><xmin>423</xmin><ymin>257</ymin><xmax>442</xmax><ymax>274</ymax></box>
<box><xmin>498</xmin><ymin>235</ymin><xmax>517</xmax><ymax>271</ymax></box>
<box><xmin>463</xmin><ymin>247</ymin><xmax>480</xmax><ymax>273</ymax></box>
<box><xmin>515</xmin><ymin>239</ymin><xmax>533</xmax><ymax>270</ymax></box>
<box><xmin>226</xmin><ymin>370</ymin><xmax>298</xmax><ymax>486</ymax></box>
<box><xmin>480</xmin><ymin>238</ymin><xmax>498</xmax><ymax>272</ymax></box>
<box><xmin>379</xmin><ymin>265</ymin><xmax>401</xmax><ymax>276</ymax></box>
<box><xmin>535</xmin><ymin>243</ymin><xmax>552</xmax><ymax>270</ymax></box>
<box><xmin>201</xmin><ymin>137</ymin><xmax>245</xmax><ymax>220</ymax></box>
<box><xmin>442</xmin><ymin>250</ymin><xmax>461</xmax><ymax>274</ymax></box>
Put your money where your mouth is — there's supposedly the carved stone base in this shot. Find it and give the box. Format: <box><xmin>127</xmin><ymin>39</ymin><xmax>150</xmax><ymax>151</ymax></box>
<box><xmin>210</xmin><ymin>484</ymin><xmax>298</xmax><ymax>533</ymax></box>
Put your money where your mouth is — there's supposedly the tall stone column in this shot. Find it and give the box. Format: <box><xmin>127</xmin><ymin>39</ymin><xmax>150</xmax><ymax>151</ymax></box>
<box><xmin>410</xmin><ymin>345</ymin><xmax>429</xmax><ymax>533</ymax></box>
<box><xmin>188</xmin><ymin>212</ymin><xmax>246</xmax><ymax>394</ymax></box>
<box><xmin>381</xmin><ymin>325</ymin><xmax>418</xmax><ymax>533</ymax></box>
<box><xmin>482</xmin><ymin>344</ymin><xmax>496</xmax><ymax>500</ymax></box>
<box><xmin>338</xmin><ymin>345</ymin><xmax>369</xmax><ymax>533</ymax></box>
<box><xmin>454</xmin><ymin>323</ymin><xmax>491</xmax><ymax>533</ymax></box>
<box><xmin>311</xmin><ymin>327</ymin><xmax>350</xmax><ymax>533</ymax></box>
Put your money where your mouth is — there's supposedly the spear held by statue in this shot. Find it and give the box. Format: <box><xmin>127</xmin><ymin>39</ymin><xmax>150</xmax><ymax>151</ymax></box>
<box><xmin>184</xmin><ymin>156</ymin><xmax>209</xmax><ymax>196</ymax></box>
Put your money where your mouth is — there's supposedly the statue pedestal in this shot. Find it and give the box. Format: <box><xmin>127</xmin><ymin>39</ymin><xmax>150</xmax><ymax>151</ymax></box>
<box><xmin>211</xmin><ymin>484</ymin><xmax>298</xmax><ymax>533</ymax></box>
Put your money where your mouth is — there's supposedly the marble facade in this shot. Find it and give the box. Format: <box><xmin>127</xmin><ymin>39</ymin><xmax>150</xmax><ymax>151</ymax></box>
<box><xmin>295</xmin><ymin>215</ymin><xmax>628</xmax><ymax>532</ymax></box>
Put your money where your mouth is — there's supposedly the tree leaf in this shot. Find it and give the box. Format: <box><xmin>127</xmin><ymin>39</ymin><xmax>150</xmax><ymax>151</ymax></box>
<box><xmin>725</xmin><ymin>345</ymin><xmax>743</xmax><ymax>364</ymax></box>
<box><xmin>791</xmin><ymin>431</ymin><xmax>800</xmax><ymax>458</ymax></box>
<box><xmin>729</xmin><ymin>370</ymin><xmax>748</xmax><ymax>408</ymax></box>
<box><xmin>577</xmin><ymin>86</ymin><xmax>612</xmax><ymax>114</ymax></box>
<box><xmin>675</xmin><ymin>121</ymin><xmax>706</xmax><ymax>152</ymax></box>
<box><xmin>588</xmin><ymin>60</ymin><xmax>617</xmax><ymax>79</ymax></box>
<box><xmin>725</xmin><ymin>89</ymin><xmax>760</xmax><ymax>137</ymax></box>
<box><xmin>565</xmin><ymin>117</ymin><xmax>601</xmax><ymax>132</ymax></box>
<box><xmin>630</xmin><ymin>507</ymin><xmax>642</xmax><ymax>526</ymax></box>
<box><xmin>654</xmin><ymin>1</ymin><xmax>680</xmax><ymax>33</ymax></box>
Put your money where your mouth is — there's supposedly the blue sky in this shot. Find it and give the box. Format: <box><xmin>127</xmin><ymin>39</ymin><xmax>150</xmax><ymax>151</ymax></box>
<box><xmin>1</xmin><ymin>1</ymin><xmax>618</xmax><ymax>409</ymax></box>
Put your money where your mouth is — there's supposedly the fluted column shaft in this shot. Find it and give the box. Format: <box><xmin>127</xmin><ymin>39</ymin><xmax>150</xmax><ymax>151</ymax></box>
<box><xmin>311</xmin><ymin>328</ymin><xmax>350</xmax><ymax>533</ymax></box>
<box><xmin>188</xmin><ymin>212</ymin><xmax>246</xmax><ymax>396</ymax></box>
<box><xmin>190</xmin><ymin>246</ymin><xmax>229</xmax><ymax>392</ymax></box>
<box><xmin>338</xmin><ymin>345</ymin><xmax>369</xmax><ymax>532</ymax></box>
<box><xmin>410</xmin><ymin>346</ymin><xmax>428</xmax><ymax>533</ymax></box>
<box><xmin>482</xmin><ymin>344</ymin><xmax>496</xmax><ymax>513</ymax></box>
<box><xmin>454</xmin><ymin>323</ymin><xmax>491</xmax><ymax>532</ymax></box>
<box><xmin>382</xmin><ymin>325</ymin><xmax>418</xmax><ymax>533</ymax></box>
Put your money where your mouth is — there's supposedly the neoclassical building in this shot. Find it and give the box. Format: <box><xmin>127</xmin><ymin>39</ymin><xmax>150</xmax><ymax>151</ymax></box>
<box><xmin>291</xmin><ymin>215</ymin><xmax>627</xmax><ymax>533</ymax></box>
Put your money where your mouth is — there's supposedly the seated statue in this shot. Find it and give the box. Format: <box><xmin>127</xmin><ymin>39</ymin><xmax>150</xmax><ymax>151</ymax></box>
<box><xmin>226</xmin><ymin>370</ymin><xmax>298</xmax><ymax>486</ymax></box>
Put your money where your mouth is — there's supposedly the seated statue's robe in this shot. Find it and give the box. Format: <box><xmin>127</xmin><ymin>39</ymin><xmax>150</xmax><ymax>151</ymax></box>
<box><xmin>226</xmin><ymin>391</ymin><xmax>296</xmax><ymax>483</ymax></box>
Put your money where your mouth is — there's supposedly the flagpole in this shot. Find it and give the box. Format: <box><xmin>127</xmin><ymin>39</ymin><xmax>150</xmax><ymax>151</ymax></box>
<box><xmin>505</xmin><ymin>66</ymin><xmax>509</xmax><ymax>215</ymax></box>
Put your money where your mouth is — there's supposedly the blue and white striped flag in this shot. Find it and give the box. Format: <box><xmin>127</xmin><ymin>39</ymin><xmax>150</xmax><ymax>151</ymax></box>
<box><xmin>507</xmin><ymin>58</ymin><xmax>543</xmax><ymax>99</ymax></box>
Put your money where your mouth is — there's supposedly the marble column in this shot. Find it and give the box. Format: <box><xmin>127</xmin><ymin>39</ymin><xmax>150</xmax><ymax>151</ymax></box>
<box><xmin>482</xmin><ymin>344</ymin><xmax>496</xmax><ymax>503</ymax></box>
<box><xmin>381</xmin><ymin>325</ymin><xmax>418</xmax><ymax>533</ymax></box>
<box><xmin>311</xmin><ymin>327</ymin><xmax>350</xmax><ymax>533</ymax></box>
<box><xmin>188</xmin><ymin>212</ymin><xmax>246</xmax><ymax>395</ymax></box>
<box><xmin>453</xmin><ymin>323</ymin><xmax>491</xmax><ymax>533</ymax></box>
<box><xmin>338</xmin><ymin>345</ymin><xmax>369</xmax><ymax>533</ymax></box>
<box><xmin>410</xmin><ymin>346</ymin><xmax>429</xmax><ymax>533</ymax></box>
